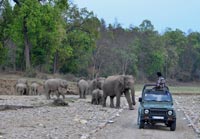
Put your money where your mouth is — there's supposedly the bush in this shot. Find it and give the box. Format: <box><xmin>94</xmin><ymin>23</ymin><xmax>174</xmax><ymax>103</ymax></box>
<box><xmin>176</xmin><ymin>72</ymin><xmax>191</xmax><ymax>82</ymax></box>
<box><xmin>23</xmin><ymin>68</ymin><xmax>37</xmax><ymax>77</ymax></box>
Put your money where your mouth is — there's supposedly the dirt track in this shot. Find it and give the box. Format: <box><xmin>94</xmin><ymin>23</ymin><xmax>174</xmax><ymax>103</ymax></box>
<box><xmin>90</xmin><ymin>101</ymin><xmax>199</xmax><ymax>139</ymax></box>
<box><xmin>0</xmin><ymin>95</ymin><xmax>199</xmax><ymax>139</ymax></box>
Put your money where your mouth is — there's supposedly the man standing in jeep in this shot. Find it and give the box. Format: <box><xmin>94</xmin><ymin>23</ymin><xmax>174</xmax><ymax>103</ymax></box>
<box><xmin>156</xmin><ymin>72</ymin><xmax>166</xmax><ymax>88</ymax></box>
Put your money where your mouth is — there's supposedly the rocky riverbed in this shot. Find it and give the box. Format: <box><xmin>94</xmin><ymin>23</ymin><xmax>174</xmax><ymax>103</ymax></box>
<box><xmin>0</xmin><ymin>95</ymin><xmax>199</xmax><ymax>139</ymax></box>
<box><xmin>0</xmin><ymin>95</ymin><xmax>128</xmax><ymax>139</ymax></box>
<box><xmin>174</xmin><ymin>95</ymin><xmax>200</xmax><ymax>135</ymax></box>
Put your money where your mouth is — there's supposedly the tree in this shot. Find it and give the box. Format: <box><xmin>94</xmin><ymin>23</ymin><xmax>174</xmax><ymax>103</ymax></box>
<box><xmin>186</xmin><ymin>32</ymin><xmax>200</xmax><ymax>81</ymax></box>
<box><xmin>162</xmin><ymin>29</ymin><xmax>187</xmax><ymax>79</ymax></box>
<box><xmin>0</xmin><ymin>0</ymin><xmax>15</xmax><ymax>70</ymax></box>
<box><xmin>11</xmin><ymin>0</ymin><xmax>69</xmax><ymax>73</ymax></box>
<box><xmin>60</xmin><ymin>4</ymin><xmax>100</xmax><ymax>76</ymax></box>
<box><xmin>139</xmin><ymin>19</ymin><xmax>154</xmax><ymax>32</ymax></box>
<box><xmin>137</xmin><ymin>21</ymin><xmax>165</xmax><ymax>80</ymax></box>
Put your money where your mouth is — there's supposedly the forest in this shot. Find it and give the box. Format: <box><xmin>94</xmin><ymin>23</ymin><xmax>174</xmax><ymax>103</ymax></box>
<box><xmin>0</xmin><ymin>0</ymin><xmax>200</xmax><ymax>82</ymax></box>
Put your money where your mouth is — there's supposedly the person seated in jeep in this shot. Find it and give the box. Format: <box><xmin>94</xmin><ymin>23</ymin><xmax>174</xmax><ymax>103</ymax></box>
<box><xmin>156</xmin><ymin>72</ymin><xmax>166</xmax><ymax>88</ymax></box>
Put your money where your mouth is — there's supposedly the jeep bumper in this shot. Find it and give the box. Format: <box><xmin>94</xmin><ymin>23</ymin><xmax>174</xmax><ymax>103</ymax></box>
<box><xmin>141</xmin><ymin>115</ymin><xmax>176</xmax><ymax>124</ymax></box>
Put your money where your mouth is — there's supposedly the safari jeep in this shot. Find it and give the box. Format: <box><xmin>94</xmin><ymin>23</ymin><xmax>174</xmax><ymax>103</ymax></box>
<box><xmin>137</xmin><ymin>84</ymin><xmax>176</xmax><ymax>131</ymax></box>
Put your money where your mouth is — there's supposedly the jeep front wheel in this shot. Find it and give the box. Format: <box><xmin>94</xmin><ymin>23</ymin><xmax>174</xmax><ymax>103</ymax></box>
<box><xmin>170</xmin><ymin>121</ymin><xmax>176</xmax><ymax>131</ymax></box>
<box><xmin>139</xmin><ymin>120</ymin><xmax>144</xmax><ymax>129</ymax></box>
<box><xmin>138</xmin><ymin>116</ymin><xmax>144</xmax><ymax>129</ymax></box>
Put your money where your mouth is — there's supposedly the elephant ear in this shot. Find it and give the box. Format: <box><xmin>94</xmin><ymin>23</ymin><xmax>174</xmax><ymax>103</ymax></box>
<box><xmin>61</xmin><ymin>80</ymin><xmax>68</xmax><ymax>88</ymax></box>
<box><xmin>92</xmin><ymin>79</ymin><xmax>97</xmax><ymax>88</ymax></box>
<box><xmin>124</xmin><ymin>75</ymin><xmax>134</xmax><ymax>89</ymax></box>
<box><xmin>118</xmin><ymin>76</ymin><xmax>125</xmax><ymax>90</ymax></box>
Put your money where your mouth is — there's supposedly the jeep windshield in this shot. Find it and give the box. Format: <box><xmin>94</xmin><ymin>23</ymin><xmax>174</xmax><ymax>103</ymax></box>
<box><xmin>143</xmin><ymin>90</ymin><xmax>172</xmax><ymax>102</ymax></box>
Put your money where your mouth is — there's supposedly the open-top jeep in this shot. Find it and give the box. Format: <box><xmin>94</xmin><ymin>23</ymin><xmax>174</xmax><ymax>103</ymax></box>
<box><xmin>137</xmin><ymin>84</ymin><xmax>176</xmax><ymax>131</ymax></box>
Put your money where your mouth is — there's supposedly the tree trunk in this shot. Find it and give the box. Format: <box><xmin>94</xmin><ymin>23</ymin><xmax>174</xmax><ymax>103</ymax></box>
<box><xmin>10</xmin><ymin>40</ymin><xmax>16</xmax><ymax>71</ymax></box>
<box><xmin>23</xmin><ymin>16</ymin><xmax>31</xmax><ymax>70</ymax></box>
<box><xmin>53</xmin><ymin>50</ymin><xmax>58</xmax><ymax>74</ymax></box>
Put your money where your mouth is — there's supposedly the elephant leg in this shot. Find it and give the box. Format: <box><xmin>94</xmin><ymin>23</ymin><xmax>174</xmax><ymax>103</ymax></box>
<box><xmin>91</xmin><ymin>97</ymin><xmax>94</xmax><ymax>104</ymax></box>
<box><xmin>102</xmin><ymin>95</ymin><xmax>107</xmax><ymax>107</ymax></box>
<box><xmin>16</xmin><ymin>88</ymin><xmax>19</xmax><ymax>95</ymax></box>
<box><xmin>116</xmin><ymin>94</ymin><xmax>121</xmax><ymax>108</ymax></box>
<box><xmin>61</xmin><ymin>92</ymin><xmax>65</xmax><ymax>99</ymax></box>
<box><xmin>18</xmin><ymin>88</ymin><xmax>21</xmax><ymax>95</ymax></box>
<box><xmin>24</xmin><ymin>88</ymin><xmax>27</xmax><ymax>95</ymax></box>
<box><xmin>33</xmin><ymin>89</ymin><xmax>36</xmax><ymax>95</ymax></box>
<box><xmin>19</xmin><ymin>89</ymin><xmax>22</xmax><ymax>95</ymax></box>
<box><xmin>124</xmin><ymin>90</ymin><xmax>134</xmax><ymax>110</ymax></box>
<box><xmin>94</xmin><ymin>98</ymin><xmax>97</xmax><ymax>105</ymax></box>
<box><xmin>81</xmin><ymin>89</ymin><xmax>84</xmax><ymax>98</ymax></box>
<box><xmin>110</xmin><ymin>96</ymin><xmax>115</xmax><ymax>108</ymax></box>
<box><xmin>79</xmin><ymin>88</ymin><xmax>81</xmax><ymax>98</ymax></box>
<box><xmin>46</xmin><ymin>90</ymin><xmax>51</xmax><ymax>100</ymax></box>
<box><xmin>26</xmin><ymin>88</ymin><xmax>29</xmax><ymax>95</ymax></box>
<box><xmin>131</xmin><ymin>87</ymin><xmax>136</xmax><ymax>105</ymax></box>
<box><xmin>83</xmin><ymin>89</ymin><xmax>86</xmax><ymax>99</ymax></box>
<box><xmin>56</xmin><ymin>91</ymin><xmax>60</xmax><ymax>99</ymax></box>
<box><xmin>97</xmin><ymin>98</ymin><xmax>100</xmax><ymax>105</ymax></box>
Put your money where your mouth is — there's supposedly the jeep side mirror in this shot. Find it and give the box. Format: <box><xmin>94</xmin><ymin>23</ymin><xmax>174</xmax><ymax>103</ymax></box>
<box><xmin>139</xmin><ymin>97</ymin><xmax>142</xmax><ymax>102</ymax></box>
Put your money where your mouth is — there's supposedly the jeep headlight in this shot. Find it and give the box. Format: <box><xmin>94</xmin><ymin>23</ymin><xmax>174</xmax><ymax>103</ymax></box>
<box><xmin>168</xmin><ymin>110</ymin><xmax>173</xmax><ymax>116</ymax></box>
<box><xmin>144</xmin><ymin>109</ymin><xmax>149</xmax><ymax>114</ymax></box>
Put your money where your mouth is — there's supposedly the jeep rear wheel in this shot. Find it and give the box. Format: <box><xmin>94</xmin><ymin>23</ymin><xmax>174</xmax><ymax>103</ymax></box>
<box><xmin>170</xmin><ymin>121</ymin><xmax>176</xmax><ymax>131</ymax></box>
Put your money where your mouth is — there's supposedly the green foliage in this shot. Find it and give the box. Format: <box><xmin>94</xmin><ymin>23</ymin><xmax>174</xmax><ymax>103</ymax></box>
<box><xmin>139</xmin><ymin>19</ymin><xmax>154</xmax><ymax>32</ymax></box>
<box><xmin>23</xmin><ymin>68</ymin><xmax>37</xmax><ymax>77</ymax></box>
<box><xmin>147</xmin><ymin>51</ymin><xmax>164</xmax><ymax>77</ymax></box>
<box><xmin>0</xmin><ymin>44</ymin><xmax>7</xmax><ymax>65</ymax></box>
<box><xmin>60</xmin><ymin>4</ymin><xmax>101</xmax><ymax>74</ymax></box>
<box><xmin>0</xmin><ymin>1</ymin><xmax>200</xmax><ymax>82</ymax></box>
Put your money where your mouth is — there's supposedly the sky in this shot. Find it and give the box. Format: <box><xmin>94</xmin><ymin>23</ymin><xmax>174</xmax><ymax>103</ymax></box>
<box><xmin>72</xmin><ymin>0</ymin><xmax>200</xmax><ymax>33</ymax></box>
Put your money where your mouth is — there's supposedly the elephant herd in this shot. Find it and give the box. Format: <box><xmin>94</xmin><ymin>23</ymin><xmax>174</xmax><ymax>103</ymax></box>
<box><xmin>78</xmin><ymin>75</ymin><xmax>136</xmax><ymax>110</ymax></box>
<box><xmin>15</xmin><ymin>79</ymin><xmax>40</xmax><ymax>95</ymax></box>
<box><xmin>15</xmin><ymin>78</ymin><xmax>68</xmax><ymax>99</ymax></box>
<box><xmin>15</xmin><ymin>75</ymin><xmax>136</xmax><ymax>110</ymax></box>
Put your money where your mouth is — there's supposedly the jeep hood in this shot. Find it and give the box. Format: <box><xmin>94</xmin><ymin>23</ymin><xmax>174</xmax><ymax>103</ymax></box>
<box><xmin>142</xmin><ymin>102</ymin><xmax>173</xmax><ymax>109</ymax></box>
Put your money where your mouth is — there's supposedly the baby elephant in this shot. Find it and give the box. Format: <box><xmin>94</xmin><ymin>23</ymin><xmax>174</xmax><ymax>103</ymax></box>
<box><xmin>78</xmin><ymin>79</ymin><xmax>89</xmax><ymax>99</ymax></box>
<box><xmin>16</xmin><ymin>83</ymin><xmax>28</xmax><ymax>95</ymax></box>
<box><xmin>91</xmin><ymin>89</ymin><xmax>103</xmax><ymax>105</ymax></box>
<box><xmin>30</xmin><ymin>82</ymin><xmax>39</xmax><ymax>95</ymax></box>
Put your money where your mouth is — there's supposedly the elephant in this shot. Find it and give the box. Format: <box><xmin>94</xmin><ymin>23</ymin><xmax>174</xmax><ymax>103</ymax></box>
<box><xmin>17</xmin><ymin>78</ymin><xmax>28</xmax><ymax>85</ymax></box>
<box><xmin>30</xmin><ymin>82</ymin><xmax>39</xmax><ymax>95</ymax></box>
<box><xmin>16</xmin><ymin>83</ymin><xmax>29</xmax><ymax>95</ymax></box>
<box><xmin>91</xmin><ymin>89</ymin><xmax>103</xmax><ymax>105</ymax></box>
<box><xmin>50</xmin><ymin>89</ymin><xmax>65</xmax><ymax>99</ymax></box>
<box><xmin>88</xmin><ymin>79</ymin><xmax>97</xmax><ymax>95</ymax></box>
<box><xmin>44</xmin><ymin>79</ymin><xmax>68</xmax><ymax>100</ymax></box>
<box><xmin>88</xmin><ymin>77</ymin><xmax>105</xmax><ymax>94</ymax></box>
<box><xmin>102</xmin><ymin>75</ymin><xmax>136</xmax><ymax>110</ymax></box>
<box><xmin>96</xmin><ymin>77</ymin><xmax>105</xmax><ymax>90</ymax></box>
<box><xmin>77</xmin><ymin>79</ymin><xmax>89</xmax><ymax>99</ymax></box>
<box><xmin>15</xmin><ymin>78</ymin><xmax>29</xmax><ymax>95</ymax></box>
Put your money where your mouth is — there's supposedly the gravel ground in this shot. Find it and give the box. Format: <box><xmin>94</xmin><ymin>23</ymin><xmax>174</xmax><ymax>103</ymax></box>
<box><xmin>174</xmin><ymin>95</ymin><xmax>200</xmax><ymax>135</ymax></box>
<box><xmin>0</xmin><ymin>95</ymin><xmax>129</xmax><ymax>139</ymax></box>
<box><xmin>0</xmin><ymin>95</ymin><xmax>199</xmax><ymax>139</ymax></box>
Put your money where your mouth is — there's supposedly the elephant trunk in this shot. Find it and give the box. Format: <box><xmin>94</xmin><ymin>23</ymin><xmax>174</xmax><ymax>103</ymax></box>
<box><xmin>130</xmin><ymin>87</ymin><xmax>136</xmax><ymax>105</ymax></box>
